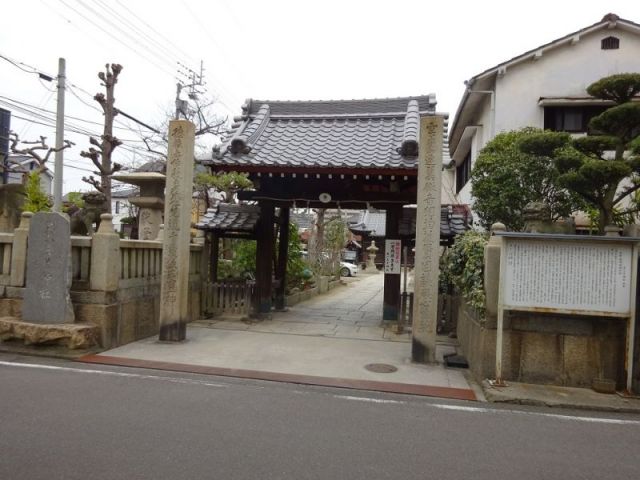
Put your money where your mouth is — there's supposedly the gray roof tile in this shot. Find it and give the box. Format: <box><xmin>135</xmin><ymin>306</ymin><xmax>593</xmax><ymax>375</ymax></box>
<box><xmin>196</xmin><ymin>204</ymin><xmax>260</xmax><ymax>233</ymax></box>
<box><xmin>349</xmin><ymin>206</ymin><xmax>472</xmax><ymax>242</ymax></box>
<box><xmin>208</xmin><ymin>95</ymin><xmax>450</xmax><ymax>170</ymax></box>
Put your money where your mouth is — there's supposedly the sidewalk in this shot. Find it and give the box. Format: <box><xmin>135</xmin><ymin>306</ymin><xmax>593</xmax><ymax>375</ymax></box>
<box><xmin>481</xmin><ymin>380</ymin><xmax>640</xmax><ymax>414</ymax></box>
<box><xmin>81</xmin><ymin>274</ymin><xmax>477</xmax><ymax>401</ymax></box>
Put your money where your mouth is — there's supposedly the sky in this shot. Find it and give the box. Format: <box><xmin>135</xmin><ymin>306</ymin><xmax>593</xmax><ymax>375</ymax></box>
<box><xmin>1</xmin><ymin>0</ymin><xmax>638</xmax><ymax>193</ymax></box>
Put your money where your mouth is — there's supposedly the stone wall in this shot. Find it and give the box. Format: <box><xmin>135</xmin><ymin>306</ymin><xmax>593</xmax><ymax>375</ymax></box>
<box><xmin>285</xmin><ymin>278</ymin><xmax>340</xmax><ymax>307</ymax></box>
<box><xmin>0</xmin><ymin>213</ymin><xmax>205</xmax><ymax>349</ymax></box>
<box><xmin>457</xmin><ymin>299</ymin><xmax>626</xmax><ymax>388</ymax></box>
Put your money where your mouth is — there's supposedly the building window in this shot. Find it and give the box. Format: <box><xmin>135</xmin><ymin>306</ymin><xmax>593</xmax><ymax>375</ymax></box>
<box><xmin>456</xmin><ymin>151</ymin><xmax>471</xmax><ymax>193</ymax></box>
<box><xmin>601</xmin><ymin>36</ymin><xmax>620</xmax><ymax>50</ymax></box>
<box><xmin>544</xmin><ymin>106</ymin><xmax>608</xmax><ymax>133</ymax></box>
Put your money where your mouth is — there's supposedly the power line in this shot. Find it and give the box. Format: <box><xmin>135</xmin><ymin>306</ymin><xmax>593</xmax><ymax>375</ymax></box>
<box><xmin>9</xmin><ymin>113</ymin><xmax>157</xmax><ymax>159</ymax></box>
<box><xmin>96</xmin><ymin>0</ymin><xmax>198</xmax><ymax>71</ymax></box>
<box><xmin>1</xmin><ymin>51</ymin><xmax>158</xmax><ymax>139</ymax></box>
<box><xmin>55</xmin><ymin>0</ymin><xmax>177</xmax><ymax>78</ymax></box>
<box><xmin>0</xmin><ymin>95</ymin><xmax>149</xmax><ymax>137</ymax></box>
<box><xmin>78</xmin><ymin>0</ymin><xmax>182</xmax><ymax>73</ymax></box>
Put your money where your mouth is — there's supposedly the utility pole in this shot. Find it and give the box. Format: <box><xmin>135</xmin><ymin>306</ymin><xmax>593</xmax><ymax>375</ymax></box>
<box><xmin>175</xmin><ymin>60</ymin><xmax>205</xmax><ymax>120</ymax></box>
<box><xmin>175</xmin><ymin>82</ymin><xmax>185</xmax><ymax>119</ymax></box>
<box><xmin>53</xmin><ymin>57</ymin><xmax>65</xmax><ymax>212</ymax></box>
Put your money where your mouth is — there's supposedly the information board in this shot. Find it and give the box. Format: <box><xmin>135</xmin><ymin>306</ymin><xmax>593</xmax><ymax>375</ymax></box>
<box><xmin>384</xmin><ymin>239</ymin><xmax>402</xmax><ymax>274</ymax></box>
<box><xmin>502</xmin><ymin>239</ymin><xmax>632</xmax><ymax>315</ymax></box>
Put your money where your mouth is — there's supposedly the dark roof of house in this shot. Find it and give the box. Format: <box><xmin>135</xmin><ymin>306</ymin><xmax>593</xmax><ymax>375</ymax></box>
<box><xmin>349</xmin><ymin>205</ymin><xmax>472</xmax><ymax>244</ymax></box>
<box><xmin>135</xmin><ymin>160</ymin><xmax>166</xmax><ymax>174</ymax></box>
<box><xmin>449</xmin><ymin>13</ymin><xmax>640</xmax><ymax>153</ymax></box>
<box><xmin>205</xmin><ymin>95</ymin><xmax>450</xmax><ymax>172</ymax></box>
<box><xmin>196</xmin><ymin>203</ymin><xmax>260</xmax><ymax>233</ymax></box>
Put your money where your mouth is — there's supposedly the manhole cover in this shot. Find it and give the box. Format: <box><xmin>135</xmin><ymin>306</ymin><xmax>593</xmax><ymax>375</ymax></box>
<box><xmin>364</xmin><ymin>363</ymin><xmax>398</xmax><ymax>373</ymax></box>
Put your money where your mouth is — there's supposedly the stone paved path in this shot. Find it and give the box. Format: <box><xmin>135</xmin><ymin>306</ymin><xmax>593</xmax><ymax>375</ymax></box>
<box><xmin>193</xmin><ymin>273</ymin><xmax>416</xmax><ymax>343</ymax></box>
<box><xmin>98</xmin><ymin>272</ymin><xmax>472</xmax><ymax>394</ymax></box>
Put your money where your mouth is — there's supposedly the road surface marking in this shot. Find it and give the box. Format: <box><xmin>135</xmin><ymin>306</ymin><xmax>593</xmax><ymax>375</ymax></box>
<box><xmin>431</xmin><ymin>403</ymin><xmax>640</xmax><ymax>425</ymax></box>
<box><xmin>334</xmin><ymin>394</ymin><xmax>405</xmax><ymax>404</ymax></box>
<box><xmin>0</xmin><ymin>360</ymin><xmax>227</xmax><ymax>388</ymax></box>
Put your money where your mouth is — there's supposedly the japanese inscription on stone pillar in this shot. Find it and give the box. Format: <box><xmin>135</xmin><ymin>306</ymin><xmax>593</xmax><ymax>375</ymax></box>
<box><xmin>412</xmin><ymin>115</ymin><xmax>443</xmax><ymax>362</ymax></box>
<box><xmin>159</xmin><ymin>120</ymin><xmax>195</xmax><ymax>341</ymax></box>
<box><xmin>23</xmin><ymin>213</ymin><xmax>74</xmax><ymax>324</ymax></box>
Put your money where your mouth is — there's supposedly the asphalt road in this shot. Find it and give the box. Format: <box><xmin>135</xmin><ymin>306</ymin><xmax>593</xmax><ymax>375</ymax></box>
<box><xmin>1</xmin><ymin>353</ymin><xmax>639</xmax><ymax>480</ymax></box>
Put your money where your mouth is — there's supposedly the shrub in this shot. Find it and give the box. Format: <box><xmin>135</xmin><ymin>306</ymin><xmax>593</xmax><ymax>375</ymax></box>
<box><xmin>440</xmin><ymin>230</ymin><xmax>489</xmax><ymax>316</ymax></box>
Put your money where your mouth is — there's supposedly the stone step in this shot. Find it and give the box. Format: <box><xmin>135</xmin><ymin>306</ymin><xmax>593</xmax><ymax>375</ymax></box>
<box><xmin>0</xmin><ymin>317</ymin><xmax>98</xmax><ymax>350</ymax></box>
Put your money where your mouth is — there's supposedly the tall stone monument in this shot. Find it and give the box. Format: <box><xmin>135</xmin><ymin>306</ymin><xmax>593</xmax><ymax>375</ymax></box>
<box><xmin>411</xmin><ymin>115</ymin><xmax>443</xmax><ymax>363</ymax></box>
<box><xmin>159</xmin><ymin>120</ymin><xmax>195</xmax><ymax>341</ymax></box>
<box><xmin>22</xmin><ymin>212</ymin><xmax>75</xmax><ymax>324</ymax></box>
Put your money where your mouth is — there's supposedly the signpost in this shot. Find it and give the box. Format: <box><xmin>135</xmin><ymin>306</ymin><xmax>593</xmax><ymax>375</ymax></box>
<box><xmin>384</xmin><ymin>239</ymin><xmax>402</xmax><ymax>274</ymax></box>
<box><xmin>495</xmin><ymin>233</ymin><xmax>639</xmax><ymax>392</ymax></box>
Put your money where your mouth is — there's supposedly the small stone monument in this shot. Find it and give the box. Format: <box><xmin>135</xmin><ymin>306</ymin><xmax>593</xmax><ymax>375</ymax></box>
<box><xmin>22</xmin><ymin>212</ymin><xmax>74</xmax><ymax>324</ymax></box>
<box><xmin>366</xmin><ymin>240</ymin><xmax>379</xmax><ymax>273</ymax></box>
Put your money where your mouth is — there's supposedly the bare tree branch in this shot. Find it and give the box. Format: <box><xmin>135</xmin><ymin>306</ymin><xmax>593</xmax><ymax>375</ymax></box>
<box><xmin>79</xmin><ymin>63</ymin><xmax>124</xmax><ymax>212</ymax></box>
<box><xmin>8</xmin><ymin>131</ymin><xmax>74</xmax><ymax>172</ymax></box>
<box><xmin>81</xmin><ymin>175</ymin><xmax>105</xmax><ymax>192</ymax></box>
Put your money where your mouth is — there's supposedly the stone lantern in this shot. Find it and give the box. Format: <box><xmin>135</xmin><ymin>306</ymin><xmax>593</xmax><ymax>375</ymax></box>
<box><xmin>366</xmin><ymin>240</ymin><xmax>379</xmax><ymax>273</ymax></box>
<box><xmin>112</xmin><ymin>172</ymin><xmax>165</xmax><ymax>240</ymax></box>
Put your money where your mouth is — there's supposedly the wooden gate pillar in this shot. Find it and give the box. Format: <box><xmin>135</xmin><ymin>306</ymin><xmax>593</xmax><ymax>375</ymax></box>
<box><xmin>383</xmin><ymin>205</ymin><xmax>402</xmax><ymax>321</ymax></box>
<box><xmin>209</xmin><ymin>233</ymin><xmax>219</xmax><ymax>283</ymax></box>
<box><xmin>255</xmin><ymin>201</ymin><xmax>275</xmax><ymax>315</ymax></box>
<box><xmin>274</xmin><ymin>207</ymin><xmax>290</xmax><ymax>311</ymax></box>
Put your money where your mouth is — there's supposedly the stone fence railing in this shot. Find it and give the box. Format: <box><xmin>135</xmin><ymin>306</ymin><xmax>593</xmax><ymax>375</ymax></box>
<box><xmin>0</xmin><ymin>212</ymin><xmax>205</xmax><ymax>349</ymax></box>
<box><xmin>0</xmin><ymin>232</ymin><xmax>14</xmax><ymax>285</ymax></box>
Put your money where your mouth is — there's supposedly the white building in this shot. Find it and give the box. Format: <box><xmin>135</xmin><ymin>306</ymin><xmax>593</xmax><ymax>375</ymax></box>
<box><xmin>448</xmin><ymin>13</ymin><xmax>640</xmax><ymax>207</ymax></box>
<box><xmin>5</xmin><ymin>154</ymin><xmax>53</xmax><ymax>194</ymax></box>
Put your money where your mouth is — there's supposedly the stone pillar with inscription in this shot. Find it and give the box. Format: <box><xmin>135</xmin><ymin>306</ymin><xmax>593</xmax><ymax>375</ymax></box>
<box><xmin>159</xmin><ymin>120</ymin><xmax>195</xmax><ymax>341</ymax></box>
<box><xmin>411</xmin><ymin>115</ymin><xmax>443</xmax><ymax>363</ymax></box>
<box><xmin>22</xmin><ymin>212</ymin><xmax>75</xmax><ymax>324</ymax></box>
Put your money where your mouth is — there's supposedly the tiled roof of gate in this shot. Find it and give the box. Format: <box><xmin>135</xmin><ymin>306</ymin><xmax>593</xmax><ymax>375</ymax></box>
<box><xmin>196</xmin><ymin>204</ymin><xmax>260</xmax><ymax>233</ymax></box>
<box><xmin>205</xmin><ymin>95</ymin><xmax>451</xmax><ymax>171</ymax></box>
<box><xmin>348</xmin><ymin>205</ymin><xmax>472</xmax><ymax>243</ymax></box>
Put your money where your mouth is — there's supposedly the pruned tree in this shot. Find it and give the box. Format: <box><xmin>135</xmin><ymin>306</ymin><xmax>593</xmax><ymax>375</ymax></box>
<box><xmin>194</xmin><ymin>171</ymin><xmax>252</xmax><ymax>209</ymax></box>
<box><xmin>519</xmin><ymin>73</ymin><xmax>640</xmax><ymax>232</ymax></box>
<box><xmin>8</xmin><ymin>132</ymin><xmax>74</xmax><ymax>173</ymax></box>
<box><xmin>308</xmin><ymin>209</ymin><xmax>347</xmax><ymax>275</ymax></box>
<box><xmin>470</xmin><ymin>128</ymin><xmax>581</xmax><ymax>231</ymax></box>
<box><xmin>80</xmin><ymin>63</ymin><xmax>124</xmax><ymax>211</ymax></box>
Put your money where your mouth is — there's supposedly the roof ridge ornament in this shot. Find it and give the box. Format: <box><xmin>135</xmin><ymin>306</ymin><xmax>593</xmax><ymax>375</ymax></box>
<box><xmin>397</xmin><ymin>99</ymin><xmax>420</xmax><ymax>157</ymax></box>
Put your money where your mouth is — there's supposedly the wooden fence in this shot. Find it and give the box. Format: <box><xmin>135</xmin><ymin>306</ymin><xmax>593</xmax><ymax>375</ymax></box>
<box><xmin>202</xmin><ymin>280</ymin><xmax>255</xmax><ymax>317</ymax></box>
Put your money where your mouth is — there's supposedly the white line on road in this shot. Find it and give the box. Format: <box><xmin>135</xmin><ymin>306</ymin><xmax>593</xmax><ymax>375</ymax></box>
<box><xmin>0</xmin><ymin>360</ymin><xmax>228</xmax><ymax>388</ymax></box>
<box><xmin>431</xmin><ymin>403</ymin><xmax>640</xmax><ymax>425</ymax></box>
<box><xmin>332</xmin><ymin>394</ymin><xmax>640</xmax><ymax>425</ymax></box>
<box><xmin>333</xmin><ymin>395</ymin><xmax>405</xmax><ymax>404</ymax></box>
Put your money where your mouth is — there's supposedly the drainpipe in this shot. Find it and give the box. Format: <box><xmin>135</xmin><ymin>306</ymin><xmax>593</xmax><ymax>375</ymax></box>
<box><xmin>464</xmin><ymin>81</ymin><xmax>496</xmax><ymax>139</ymax></box>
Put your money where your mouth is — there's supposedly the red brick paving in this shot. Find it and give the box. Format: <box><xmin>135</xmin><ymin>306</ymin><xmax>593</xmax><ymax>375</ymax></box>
<box><xmin>78</xmin><ymin>354</ymin><xmax>477</xmax><ymax>401</ymax></box>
